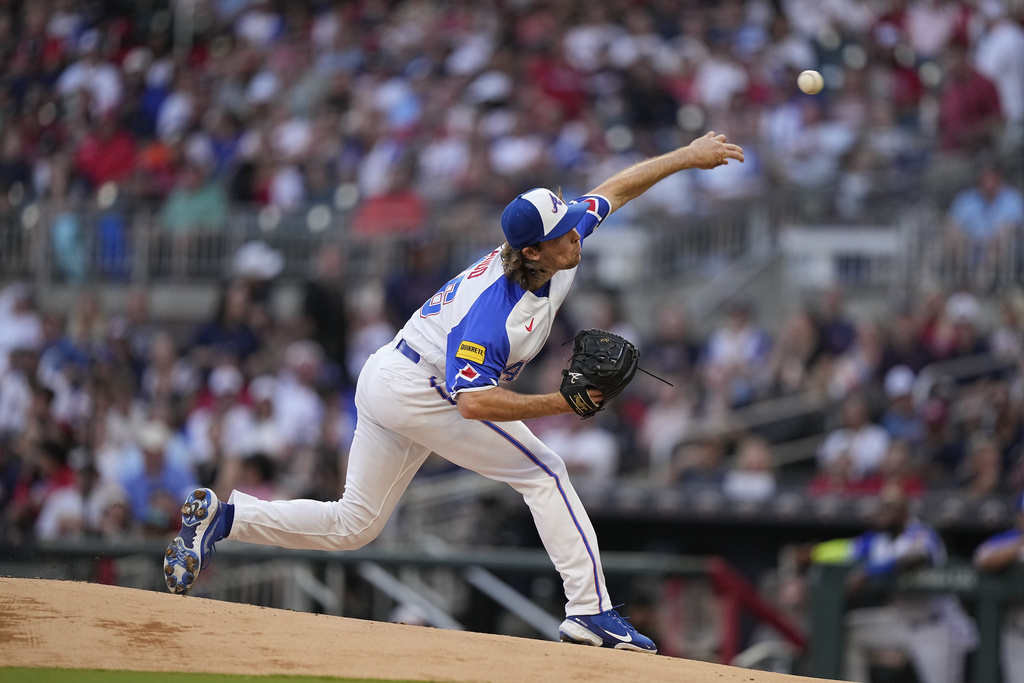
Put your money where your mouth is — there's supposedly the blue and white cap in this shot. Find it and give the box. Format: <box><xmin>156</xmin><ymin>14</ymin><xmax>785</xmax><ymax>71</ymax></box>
<box><xmin>500</xmin><ymin>188</ymin><xmax>589</xmax><ymax>250</ymax></box>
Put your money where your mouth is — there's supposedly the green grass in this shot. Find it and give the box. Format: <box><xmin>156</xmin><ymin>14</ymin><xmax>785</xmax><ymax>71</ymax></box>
<box><xmin>0</xmin><ymin>669</ymin><xmax>424</xmax><ymax>683</ymax></box>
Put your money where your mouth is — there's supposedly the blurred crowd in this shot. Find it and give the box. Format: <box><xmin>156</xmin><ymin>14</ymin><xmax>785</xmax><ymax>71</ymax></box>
<box><xmin>0</xmin><ymin>268</ymin><xmax>356</xmax><ymax>543</ymax></box>
<box><xmin>545</xmin><ymin>282</ymin><xmax>1024</xmax><ymax>503</ymax></box>
<box><xmin>0</xmin><ymin>0</ymin><xmax>1023</xmax><ymax>548</ymax></box>
<box><xmin>4</xmin><ymin>261</ymin><xmax>1024</xmax><ymax>546</ymax></box>
<box><xmin>0</xmin><ymin>0</ymin><xmax>1019</xmax><ymax>240</ymax></box>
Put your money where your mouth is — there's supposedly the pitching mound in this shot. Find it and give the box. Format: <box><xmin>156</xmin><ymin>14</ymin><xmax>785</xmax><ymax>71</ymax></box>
<box><xmin>0</xmin><ymin>578</ymin><xmax>834</xmax><ymax>682</ymax></box>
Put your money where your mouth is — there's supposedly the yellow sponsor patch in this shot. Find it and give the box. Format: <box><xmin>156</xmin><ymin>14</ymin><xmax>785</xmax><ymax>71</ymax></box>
<box><xmin>455</xmin><ymin>341</ymin><xmax>486</xmax><ymax>364</ymax></box>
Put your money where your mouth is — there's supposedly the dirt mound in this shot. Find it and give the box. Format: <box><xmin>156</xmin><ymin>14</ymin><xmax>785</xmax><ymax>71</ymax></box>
<box><xmin>0</xmin><ymin>578</ymin><xmax>833</xmax><ymax>682</ymax></box>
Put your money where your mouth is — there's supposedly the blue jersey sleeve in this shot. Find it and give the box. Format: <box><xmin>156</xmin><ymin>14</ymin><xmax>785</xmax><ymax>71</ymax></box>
<box><xmin>445</xmin><ymin>281</ymin><xmax>514</xmax><ymax>395</ymax></box>
<box><xmin>569</xmin><ymin>194</ymin><xmax>611</xmax><ymax>242</ymax></box>
<box><xmin>857</xmin><ymin>524</ymin><xmax>942</xmax><ymax>576</ymax></box>
<box><xmin>976</xmin><ymin>529</ymin><xmax>1023</xmax><ymax>560</ymax></box>
<box><xmin>850</xmin><ymin>532</ymin><xmax>872</xmax><ymax>564</ymax></box>
<box><xmin>850</xmin><ymin>531</ymin><xmax>898</xmax><ymax>576</ymax></box>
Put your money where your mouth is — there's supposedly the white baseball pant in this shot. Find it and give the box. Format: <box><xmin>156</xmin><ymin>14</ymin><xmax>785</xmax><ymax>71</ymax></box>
<box><xmin>843</xmin><ymin>604</ymin><xmax>969</xmax><ymax>683</ymax></box>
<box><xmin>1001</xmin><ymin>606</ymin><xmax>1024</xmax><ymax>683</ymax></box>
<box><xmin>227</xmin><ymin>340</ymin><xmax>612</xmax><ymax>616</ymax></box>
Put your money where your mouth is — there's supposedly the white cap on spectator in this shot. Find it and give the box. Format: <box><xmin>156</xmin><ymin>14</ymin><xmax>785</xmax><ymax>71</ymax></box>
<box><xmin>92</xmin><ymin>483</ymin><xmax>129</xmax><ymax>516</ymax></box>
<box><xmin>122</xmin><ymin>46</ymin><xmax>152</xmax><ymax>75</ymax></box>
<box><xmin>284</xmin><ymin>340</ymin><xmax>324</xmax><ymax>369</ymax></box>
<box><xmin>232</xmin><ymin>241</ymin><xmax>284</xmax><ymax>280</ymax></box>
<box><xmin>946</xmin><ymin>292</ymin><xmax>980</xmax><ymax>324</ymax></box>
<box><xmin>247</xmin><ymin>72</ymin><xmax>279</xmax><ymax>104</ymax></box>
<box><xmin>465</xmin><ymin>71</ymin><xmax>513</xmax><ymax>105</ymax></box>
<box><xmin>884</xmin><ymin>365</ymin><xmax>915</xmax><ymax>398</ymax></box>
<box><xmin>137</xmin><ymin>420</ymin><xmax>171</xmax><ymax>453</ymax></box>
<box><xmin>209</xmin><ymin>364</ymin><xmax>244</xmax><ymax>397</ymax></box>
<box><xmin>250</xmin><ymin>375</ymin><xmax>277</xmax><ymax>403</ymax></box>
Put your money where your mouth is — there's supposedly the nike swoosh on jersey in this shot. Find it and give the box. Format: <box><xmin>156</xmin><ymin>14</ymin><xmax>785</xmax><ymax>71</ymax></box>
<box><xmin>525</xmin><ymin>318</ymin><xmax>535</xmax><ymax>332</ymax></box>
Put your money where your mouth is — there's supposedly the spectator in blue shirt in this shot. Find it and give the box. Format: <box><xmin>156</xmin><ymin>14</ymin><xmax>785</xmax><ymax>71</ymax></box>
<box><xmin>121</xmin><ymin>420</ymin><xmax>197</xmax><ymax>535</ymax></box>
<box><xmin>880</xmin><ymin>365</ymin><xmax>925</xmax><ymax>446</ymax></box>
<box><xmin>943</xmin><ymin>164</ymin><xmax>1024</xmax><ymax>288</ymax></box>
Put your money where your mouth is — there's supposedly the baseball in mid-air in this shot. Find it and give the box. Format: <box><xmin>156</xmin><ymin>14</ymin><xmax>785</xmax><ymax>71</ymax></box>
<box><xmin>797</xmin><ymin>69</ymin><xmax>824</xmax><ymax>95</ymax></box>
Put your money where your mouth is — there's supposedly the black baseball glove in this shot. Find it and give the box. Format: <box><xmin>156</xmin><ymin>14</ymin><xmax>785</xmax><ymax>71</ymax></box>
<box><xmin>559</xmin><ymin>328</ymin><xmax>640</xmax><ymax>418</ymax></box>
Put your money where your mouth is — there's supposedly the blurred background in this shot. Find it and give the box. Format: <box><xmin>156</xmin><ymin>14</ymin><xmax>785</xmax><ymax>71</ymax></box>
<box><xmin>1</xmin><ymin>0</ymin><xmax>1024</xmax><ymax>680</ymax></box>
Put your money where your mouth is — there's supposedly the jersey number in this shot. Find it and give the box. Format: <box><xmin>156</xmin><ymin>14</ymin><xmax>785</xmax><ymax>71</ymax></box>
<box><xmin>501</xmin><ymin>361</ymin><xmax>525</xmax><ymax>382</ymax></box>
<box><xmin>420</xmin><ymin>275</ymin><xmax>464</xmax><ymax>317</ymax></box>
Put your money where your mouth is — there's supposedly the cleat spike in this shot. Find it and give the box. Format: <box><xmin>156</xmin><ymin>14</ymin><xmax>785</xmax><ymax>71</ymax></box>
<box><xmin>164</xmin><ymin>565</ymin><xmax>174</xmax><ymax>575</ymax></box>
<box><xmin>195</xmin><ymin>507</ymin><xmax>206</xmax><ymax>519</ymax></box>
<box><xmin>193</xmin><ymin>489</ymin><xmax>206</xmax><ymax>500</ymax></box>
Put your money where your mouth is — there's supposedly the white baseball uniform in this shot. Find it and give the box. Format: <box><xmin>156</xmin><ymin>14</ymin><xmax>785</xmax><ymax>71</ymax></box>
<box><xmin>225</xmin><ymin>193</ymin><xmax>614</xmax><ymax>616</ymax></box>
<box><xmin>843</xmin><ymin>521</ymin><xmax>978</xmax><ymax>683</ymax></box>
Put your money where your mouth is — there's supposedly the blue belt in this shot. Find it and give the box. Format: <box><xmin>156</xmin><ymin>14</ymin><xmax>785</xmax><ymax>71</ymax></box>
<box><xmin>396</xmin><ymin>338</ymin><xmax>421</xmax><ymax>364</ymax></box>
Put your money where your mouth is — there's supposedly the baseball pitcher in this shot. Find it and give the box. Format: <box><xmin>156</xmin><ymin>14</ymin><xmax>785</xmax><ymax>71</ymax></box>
<box><xmin>163</xmin><ymin>131</ymin><xmax>743</xmax><ymax>652</ymax></box>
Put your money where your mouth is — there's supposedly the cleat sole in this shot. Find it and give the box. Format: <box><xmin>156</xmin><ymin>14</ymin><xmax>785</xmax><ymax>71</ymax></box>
<box><xmin>162</xmin><ymin>488</ymin><xmax>223</xmax><ymax>596</ymax></box>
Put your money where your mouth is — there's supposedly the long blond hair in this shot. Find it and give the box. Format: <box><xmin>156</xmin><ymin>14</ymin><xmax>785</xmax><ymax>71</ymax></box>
<box><xmin>500</xmin><ymin>242</ymin><xmax>547</xmax><ymax>291</ymax></box>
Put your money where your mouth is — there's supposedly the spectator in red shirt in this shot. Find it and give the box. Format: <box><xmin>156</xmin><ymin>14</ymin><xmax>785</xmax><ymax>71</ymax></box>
<box><xmin>858</xmin><ymin>438</ymin><xmax>928</xmax><ymax>498</ymax></box>
<box><xmin>6</xmin><ymin>439</ymin><xmax>76</xmax><ymax>538</ymax></box>
<box><xmin>527</xmin><ymin>40</ymin><xmax>587</xmax><ymax>122</ymax></box>
<box><xmin>808</xmin><ymin>450</ymin><xmax>879</xmax><ymax>498</ymax></box>
<box><xmin>351</xmin><ymin>157</ymin><xmax>427</xmax><ymax>237</ymax></box>
<box><xmin>74</xmin><ymin>113</ymin><xmax>136</xmax><ymax>190</ymax></box>
<box><xmin>937</xmin><ymin>41</ymin><xmax>1003</xmax><ymax>155</ymax></box>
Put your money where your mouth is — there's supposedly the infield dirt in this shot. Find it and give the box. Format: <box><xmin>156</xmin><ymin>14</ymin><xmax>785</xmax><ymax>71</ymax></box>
<box><xmin>0</xmin><ymin>577</ymin><xmax>839</xmax><ymax>682</ymax></box>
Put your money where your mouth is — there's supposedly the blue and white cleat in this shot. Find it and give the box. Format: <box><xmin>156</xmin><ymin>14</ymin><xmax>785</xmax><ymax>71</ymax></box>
<box><xmin>559</xmin><ymin>609</ymin><xmax>657</xmax><ymax>653</ymax></box>
<box><xmin>163</xmin><ymin>488</ymin><xmax>227</xmax><ymax>595</ymax></box>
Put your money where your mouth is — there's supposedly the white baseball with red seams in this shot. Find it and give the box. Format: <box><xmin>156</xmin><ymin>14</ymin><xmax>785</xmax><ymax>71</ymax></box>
<box><xmin>226</xmin><ymin>193</ymin><xmax>615</xmax><ymax>617</ymax></box>
<box><xmin>798</xmin><ymin>69</ymin><xmax>824</xmax><ymax>94</ymax></box>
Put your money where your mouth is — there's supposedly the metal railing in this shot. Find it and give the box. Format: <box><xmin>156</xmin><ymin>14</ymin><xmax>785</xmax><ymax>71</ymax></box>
<box><xmin>7</xmin><ymin>187</ymin><xmax>1016</xmax><ymax>318</ymax></box>
<box><xmin>903</xmin><ymin>202</ymin><xmax>1024</xmax><ymax>294</ymax></box>
<box><xmin>1</xmin><ymin>198</ymin><xmax>767</xmax><ymax>292</ymax></box>
<box><xmin>0</xmin><ymin>155</ymin><xmax>1014</xmax><ymax>304</ymax></box>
